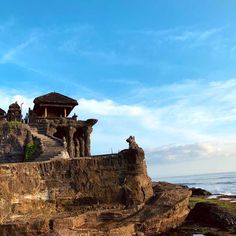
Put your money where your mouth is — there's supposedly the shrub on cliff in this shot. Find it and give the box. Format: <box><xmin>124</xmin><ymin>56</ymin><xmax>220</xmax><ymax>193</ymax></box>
<box><xmin>24</xmin><ymin>143</ymin><xmax>38</xmax><ymax>161</ymax></box>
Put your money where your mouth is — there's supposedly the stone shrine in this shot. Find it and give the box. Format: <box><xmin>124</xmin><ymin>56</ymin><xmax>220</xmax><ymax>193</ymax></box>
<box><xmin>7</xmin><ymin>102</ymin><xmax>22</xmax><ymax>122</ymax></box>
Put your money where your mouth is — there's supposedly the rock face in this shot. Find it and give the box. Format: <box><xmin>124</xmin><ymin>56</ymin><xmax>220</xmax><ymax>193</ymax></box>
<box><xmin>187</xmin><ymin>202</ymin><xmax>236</xmax><ymax>228</ymax></box>
<box><xmin>0</xmin><ymin>148</ymin><xmax>153</xmax><ymax>223</ymax></box>
<box><xmin>0</xmin><ymin>122</ymin><xmax>36</xmax><ymax>162</ymax></box>
<box><xmin>0</xmin><ymin>150</ymin><xmax>192</xmax><ymax>236</ymax></box>
<box><xmin>137</xmin><ymin>182</ymin><xmax>191</xmax><ymax>235</ymax></box>
<box><xmin>0</xmin><ymin>181</ymin><xmax>191</xmax><ymax>236</ymax></box>
<box><xmin>0</xmin><ymin>128</ymin><xmax>192</xmax><ymax>235</ymax></box>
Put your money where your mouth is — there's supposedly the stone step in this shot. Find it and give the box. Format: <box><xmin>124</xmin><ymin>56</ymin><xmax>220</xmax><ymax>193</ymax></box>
<box><xmin>29</xmin><ymin>125</ymin><xmax>66</xmax><ymax>162</ymax></box>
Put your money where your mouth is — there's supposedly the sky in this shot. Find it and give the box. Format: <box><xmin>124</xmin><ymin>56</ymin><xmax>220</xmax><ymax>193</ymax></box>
<box><xmin>1</xmin><ymin>0</ymin><xmax>236</xmax><ymax>178</ymax></box>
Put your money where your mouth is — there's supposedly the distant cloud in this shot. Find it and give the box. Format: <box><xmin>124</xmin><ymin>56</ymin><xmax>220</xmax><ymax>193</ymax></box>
<box><xmin>169</xmin><ymin>27</ymin><xmax>224</xmax><ymax>42</ymax></box>
<box><xmin>146</xmin><ymin>142</ymin><xmax>236</xmax><ymax>164</ymax></box>
<box><xmin>116</xmin><ymin>26</ymin><xmax>226</xmax><ymax>49</ymax></box>
<box><xmin>101</xmin><ymin>79</ymin><xmax>142</xmax><ymax>86</ymax></box>
<box><xmin>0</xmin><ymin>34</ymin><xmax>37</xmax><ymax>64</ymax></box>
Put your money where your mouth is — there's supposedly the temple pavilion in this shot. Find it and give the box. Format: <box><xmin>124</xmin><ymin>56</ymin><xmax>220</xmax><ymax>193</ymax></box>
<box><xmin>31</xmin><ymin>92</ymin><xmax>78</xmax><ymax>119</ymax></box>
<box><xmin>29</xmin><ymin>92</ymin><xmax>97</xmax><ymax>158</ymax></box>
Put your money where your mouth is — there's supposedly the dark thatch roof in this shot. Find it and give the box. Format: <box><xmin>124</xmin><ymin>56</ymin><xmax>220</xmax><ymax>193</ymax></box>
<box><xmin>0</xmin><ymin>108</ymin><xmax>6</xmax><ymax>115</ymax></box>
<box><xmin>34</xmin><ymin>92</ymin><xmax>78</xmax><ymax>106</ymax></box>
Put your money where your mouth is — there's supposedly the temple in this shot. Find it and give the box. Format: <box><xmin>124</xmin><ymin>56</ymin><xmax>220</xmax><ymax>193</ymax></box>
<box><xmin>28</xmin><ymin>92</ymin><xmax>97</xmax><ymax>158</ymax></box>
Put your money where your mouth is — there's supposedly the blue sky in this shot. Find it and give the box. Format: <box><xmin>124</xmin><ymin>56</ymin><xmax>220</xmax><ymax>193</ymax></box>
<box><xmin>1</xmin><ymin>0</ymin><xmax>236</xmax><ymax>177</ymax></box>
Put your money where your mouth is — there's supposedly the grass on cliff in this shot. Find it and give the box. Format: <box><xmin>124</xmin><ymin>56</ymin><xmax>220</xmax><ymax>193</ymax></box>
<box><xmin>0</xmin><ymin>121</ymin><xmax>22</xmax><ymax>134</ymax></box>
<box><xmin>190</xmin><ymin>196</ymin><xmax>236</xmax><ymax>214</ymax></box>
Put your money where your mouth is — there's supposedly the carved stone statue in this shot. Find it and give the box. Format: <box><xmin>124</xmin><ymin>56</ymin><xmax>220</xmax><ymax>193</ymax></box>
<box><xmin>126</xmin><ymin>136</ymin><xmax>140</xmax><ymax>150</ymax></box>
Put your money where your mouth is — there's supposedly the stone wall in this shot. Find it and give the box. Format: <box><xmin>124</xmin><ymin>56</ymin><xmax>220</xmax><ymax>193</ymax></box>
<box><xmin>0</xmin><ymin>148</ymin><xmax>153</xmax><ymax>223</ymax></box>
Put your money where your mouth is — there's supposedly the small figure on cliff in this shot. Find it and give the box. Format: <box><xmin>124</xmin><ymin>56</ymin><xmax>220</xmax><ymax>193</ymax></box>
<box><xmin>126</xmin><ymin>136</ymin><xmax>140</xmax><ymax>150</ymax></box>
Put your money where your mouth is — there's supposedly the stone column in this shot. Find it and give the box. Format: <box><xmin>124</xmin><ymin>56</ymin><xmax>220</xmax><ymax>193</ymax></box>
<box><xmin>84</xmin><ymin>126</ymin><xmax>93</xmax><ymax>156</ymax></box>
<box><xmin>79</xmin><ymin>137</ymin><xmax>85</xmax><ymax>157</ymax></box>
<box><xmin>44</xmin><ymin>107</ymin><xmax>48</xmax><ymax>118</ymax></box>
<box><xmin>75</xmin><ymin>137</ymin><xmax>80</xmax><ymax>158</ymax></box>
<box><xmin>67</xmin><ymin>126</ymin><xmax>76</xmax><ymax>158</ymax></box>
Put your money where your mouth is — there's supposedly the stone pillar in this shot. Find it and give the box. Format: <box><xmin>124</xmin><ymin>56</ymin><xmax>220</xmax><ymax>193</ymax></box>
<box><xmin>44</xmin><ymin>107</ymin><xmax>48</xmax><ymax>118</ymax></box>
<box><xmin>79</xmin><ymin>137</ymin><xmax>85</xmax><ymax>157</ymax></box>
<box><xmin>75</xmin><ymin>137</ymin><xmax>80</xmax><ymax>158</ymax></box>
<box><xmin>67</xmin><ymin>126</ymin><xmax>76</xmax><ymax>158</ymax></box>
<box><xmin>84</xmin><ymin>126</ymin><xmax>93</xmax><ymax>156</ymax></box>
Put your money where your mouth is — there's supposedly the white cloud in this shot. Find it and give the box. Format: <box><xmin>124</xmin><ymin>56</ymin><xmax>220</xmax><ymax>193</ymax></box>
<box><xmin>169</xmin><ymin>27</ymin><xmax>224</xmax><ymax>42</ymax></box>
<box><xmin>0</xmin><ymin>90</ymin><xmax>33</xmax><ymax>115</ymax></box>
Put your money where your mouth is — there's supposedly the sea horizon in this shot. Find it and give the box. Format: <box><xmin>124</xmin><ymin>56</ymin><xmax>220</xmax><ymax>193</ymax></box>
<box><xmin>157</xmin><ymin>171</ymin><xmax>236</xmax><ymax>195</ymax></box>
<box><xmin>156</xmin><ymin>170</ymin><xmax>236</xmax><ymax>180</ymax></box>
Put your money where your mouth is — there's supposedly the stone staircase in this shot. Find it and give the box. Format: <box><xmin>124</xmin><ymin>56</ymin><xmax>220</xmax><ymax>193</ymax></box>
<box><xmin>29</xmin><ymin>123</ymin><xmax>69</xmax><ymax>161</ymax></box>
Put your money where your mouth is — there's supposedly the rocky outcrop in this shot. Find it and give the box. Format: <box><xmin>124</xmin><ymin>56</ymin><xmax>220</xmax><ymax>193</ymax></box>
<box><xmin>190</xmin><ymin>187</ymin><xmax>212</xmax><ymax>196</ymax></box>
<box><xmin>0</xmin><ymin>181</ymin><xmax>191</xmax><ymax>235</ymax></box>
<box><xmin>0</xmin><ymin>122</ymin><xmax>40</xmax><ymax>162</ymax></box>
<box><xmin>0</xmin><ymin>129</ymin><xmax>192</xmax><ymax>235</ymax></box>
<box><xmin>136</xmin><ymin>182</ymin><xmax>191</xmax><ymax>235</ymax></box>
<box><xmin>187</xmin><ymin>202</ymin><xmax>236</xmax><ymax>228</ymax></box>
<box><xmin>0</xmin><ymin>148</ymin><xmax>153</xmax><ymax>223</ymax></box>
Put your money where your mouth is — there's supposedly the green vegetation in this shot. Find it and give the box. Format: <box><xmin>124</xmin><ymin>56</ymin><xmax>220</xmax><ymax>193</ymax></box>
<box><xmin>190</xmin><ymin>196</ymin><xmax>236</xmax><ymax>214</ymax></box>
<box><xmin>0</xmin><ymin>121</ymin><xmax>22</xmax><ymax>135</ymax></box>
<box><xmin>7</xmin><ymin>121</ymin><xmax>22</xmax><ymax>131</ymax></box>
<box><xmin>24</xmin><ymin>143</ymin><xmax>38</xmax><ymax>161</ymax></box>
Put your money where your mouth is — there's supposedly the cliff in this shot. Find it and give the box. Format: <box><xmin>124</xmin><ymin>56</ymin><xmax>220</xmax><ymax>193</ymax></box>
<box><xmin>0</xmin><ymin>148</ymin><xmax>153</xmax><ymax>223</ymax></box>
<box><xmin>0</xmin><ymin>124</ymin><xmax>191</xmax><ymax>235</ymax></box>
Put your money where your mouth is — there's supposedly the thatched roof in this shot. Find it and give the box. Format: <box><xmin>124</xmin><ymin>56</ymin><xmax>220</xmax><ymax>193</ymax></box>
<box><xmin>0</xmin><ymin>108</ymin><xmax>6</xmax><ymax>115</ymax></box>
<box><xmin>34</xmin><ymin>92</ymin><xmax>78</xmax><ymax>106</ymax></box>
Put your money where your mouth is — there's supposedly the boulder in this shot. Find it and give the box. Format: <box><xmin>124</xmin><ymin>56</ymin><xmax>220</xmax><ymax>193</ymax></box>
<box><xmin>190</xmin><ymin>187</ymin><xmax>212</xmax><ymax>196</ymax></box>
<box><xmin>187</xmin><ymin>202</ymin><xmax>236</xmax><ymax>228</ymax></box>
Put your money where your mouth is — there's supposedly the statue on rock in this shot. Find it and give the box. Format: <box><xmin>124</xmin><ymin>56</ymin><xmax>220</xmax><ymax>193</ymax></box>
<box><xmin>126</xmin><ymin>136</ymin><xmax>141</xmax><ymax>150</ymax></box>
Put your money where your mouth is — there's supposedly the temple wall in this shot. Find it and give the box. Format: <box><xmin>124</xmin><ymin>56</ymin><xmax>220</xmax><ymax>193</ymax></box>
<box><xmin>0</xmin><ymin>149</ymin><xmax>153</xmax><ymax>223</ymax></box>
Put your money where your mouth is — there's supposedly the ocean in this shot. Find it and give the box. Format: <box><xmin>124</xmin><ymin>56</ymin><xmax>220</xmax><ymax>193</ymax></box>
<box><xmin>159</xmin><ymin>171</ymin><xmax>236</xmax><ymax>195</ymax></box>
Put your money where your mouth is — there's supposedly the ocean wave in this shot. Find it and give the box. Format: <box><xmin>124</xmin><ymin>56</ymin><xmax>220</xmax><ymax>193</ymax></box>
<box><xmin>214</xmin><ymin>181</ymin><xmax>236</xmax><ymax>185</ymax></box>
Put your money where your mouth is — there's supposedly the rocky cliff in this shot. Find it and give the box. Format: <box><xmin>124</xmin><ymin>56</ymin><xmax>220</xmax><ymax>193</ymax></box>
<box><xmin>0</xmin><ymin>124</ymin><xmax>192</xmax><ymax>235</ymax></box>
<box><xmin>0</xmin><ymin>121</ymin><xmax>41</xmax><ymax>163</ymax></box>
<box><xmin>0</xmin><ymin>148</ymin><xmax>153</xmax><ymax>223</ymax></box>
